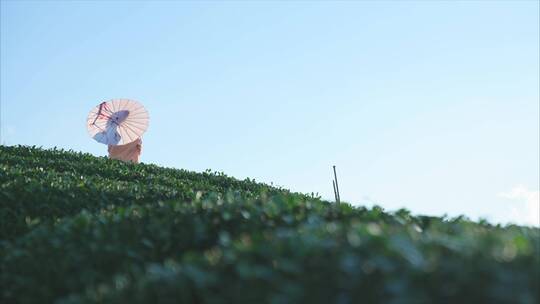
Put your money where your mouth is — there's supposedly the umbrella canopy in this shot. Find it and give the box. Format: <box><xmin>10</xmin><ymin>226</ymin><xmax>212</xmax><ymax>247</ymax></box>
<box><xmin>87</xmin><ymin>99</ymin><xmax>149</xmax><ymax>146</ymax></box>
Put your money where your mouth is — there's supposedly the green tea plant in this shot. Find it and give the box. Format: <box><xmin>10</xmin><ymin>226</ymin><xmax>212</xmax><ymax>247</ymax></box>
<box><xmin>0</xmin><ymin>145</ymin><xmax>296</xmax><ymax>240</ymax></box>
<box><xmin>0</xmin><ymin>145</ymin><xmax>538</xmax><ymax>304</ymax></box>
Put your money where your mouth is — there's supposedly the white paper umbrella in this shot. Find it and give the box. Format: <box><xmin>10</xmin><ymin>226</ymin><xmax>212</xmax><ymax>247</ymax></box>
<box><xmin>87</xmin><ymin>99</ymin><xmax>149</xmax><ymax>146</ymax></box>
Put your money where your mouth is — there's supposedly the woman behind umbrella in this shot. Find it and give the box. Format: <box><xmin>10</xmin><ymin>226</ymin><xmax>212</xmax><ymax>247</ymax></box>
<box><xmin>108</xmin><ymin>138</ymin><xmax>142</xmax><ymax>163</ymax></box>
<box><xmin>87</xmin><ymin>99</ymin><xmax>149</xmax><ymax>163</ymax></box>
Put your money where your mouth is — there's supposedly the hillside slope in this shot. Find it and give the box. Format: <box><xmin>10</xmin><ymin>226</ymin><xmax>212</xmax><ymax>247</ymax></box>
<box><xmin>1</xmin><ymin>145</ymin><xmax>539</xmax><ymax>303</ymax></box>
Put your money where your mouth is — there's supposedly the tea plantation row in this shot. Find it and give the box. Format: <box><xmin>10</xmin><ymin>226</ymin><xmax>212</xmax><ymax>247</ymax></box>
<box><xmin>0</xmin><ymin>145</ymin><xmax>538</xmax><ymax>303</ymax></box>
<box><xmin>0</xmin><ymin>145</ymin><xmax>297</xmax><ymax>240</ymax></box>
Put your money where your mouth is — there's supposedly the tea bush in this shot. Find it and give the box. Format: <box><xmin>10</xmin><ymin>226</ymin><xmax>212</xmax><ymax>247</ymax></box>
<box><xmin>0</xmin><ymin>145</ymin><xmax>538</xmax><ymax>304</ymax></box>
<box><xmin>0</xmin><ymin>145</ymin><xmax>296</xmax><ymax>240</ymax></box>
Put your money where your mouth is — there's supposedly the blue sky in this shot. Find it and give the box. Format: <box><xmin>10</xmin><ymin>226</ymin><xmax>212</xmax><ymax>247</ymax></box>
<box><xmin>1</xmin><ymin>1</ymin><xmax>538</xmax><ymax>226</ymax></box>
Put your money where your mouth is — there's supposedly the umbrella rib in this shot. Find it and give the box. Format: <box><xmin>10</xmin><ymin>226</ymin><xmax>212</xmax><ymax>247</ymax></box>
<box><xmin>121</xmin><ymin>123</ymin><xmax>135</xmax><ymax>144</ymax></box>
<box><xmin>101</xmin><ymin>102</ymin><xmax>111</xmax><ymax>114</ymax></box>
<box><xmin>121</xmin><ymin>122</ymin><xmax>141</xmax><ymax>139</ymax></box>
<box><xmin>126</xmin><ymin>112</ymin><xmax>149</xmax><ymax>119</ymax></box>
<box><xmin>124</xmin><ymin>100</ymin><xmax>131</xmax><ymax>113</ymax></box>
<box><xmin>111</xmin><ymin>99</ymin><xmax>117</xmax><ymax>114</ymax></box>
<box><xmin>95</xmin><ymin>103</ymin><xmax>114</xmax><ymax>121</ymax></box>
<box><xmin>102</xmin><ymin>102</ymin><xmax>115</xmax><ymax>116</ymax></box>
<box><xmin>127</xmin><ymin>105</ymin><xmax>145</xmax><ymax>114</ymax></box>
<box><xmin>115</xmin><ymin>99</ymin><xmax>122</xmax><ymax>113</ymax></box>
<box><xmin>124</xmin><ymin>122</ymin><xmax>146</xmax><ymax>132</ymax></box>
<box><xmin>126</xmin><ymin>119</ymin><xmax>148</xmax><ymax>126</ymax></box>
<box><xmin>125</xmin><ymin>110</ymin><xmax>147</xmax><ymax>116</ymax></box>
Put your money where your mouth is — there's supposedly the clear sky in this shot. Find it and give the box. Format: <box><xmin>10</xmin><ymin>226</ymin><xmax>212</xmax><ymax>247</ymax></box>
<box><xmin>1</xmin><ymin>0</ymin><xmax>538</xmax><ymax>226</ymax></box>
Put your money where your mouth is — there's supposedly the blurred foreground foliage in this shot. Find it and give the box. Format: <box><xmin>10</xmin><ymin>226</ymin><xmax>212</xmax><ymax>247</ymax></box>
<box><xmin>1</xmin><ymin>145</ymin><xmax>539</xmax><ymax>304</ymax></box>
